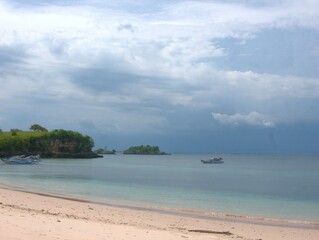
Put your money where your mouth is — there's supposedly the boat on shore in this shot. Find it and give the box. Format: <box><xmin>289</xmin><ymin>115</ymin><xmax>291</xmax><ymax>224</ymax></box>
<box><xmin>201</xmin><ymin>157</ymin><xmax>224</xmax><ymax>164</ymax></box>
<box><xmin>1</xmin><ymin>155</ymin><xmax>41</xmax><ymax>165</ymax></box>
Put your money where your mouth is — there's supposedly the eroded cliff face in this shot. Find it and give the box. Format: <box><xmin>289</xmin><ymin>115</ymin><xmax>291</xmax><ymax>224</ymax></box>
<box><xmin>40</xmin><ymin>139</ymin><xmax>100</xmax><ymax>158</ymax></box>
<box><xmin>0</xmin><ymin>130</ymin><xmax>101</xmax><ymax>158</ymax></box>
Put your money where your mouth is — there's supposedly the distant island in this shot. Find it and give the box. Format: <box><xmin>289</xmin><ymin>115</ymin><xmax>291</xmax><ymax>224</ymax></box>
<box><xmin>123</xmin><ymin>145</ymin><xmax>168</xmax><ymax>155</ymax></box>
<box><xmin>0</xmin><ymin>124</ymin><xmax>100</xmax><ymax>158</ymax></box>
<box><xmin>0</xmin><ymin>125</ymin><xmax>169</xmax><ymax>158</ymax></box>
<box><xmin>94</xmin><ymin>148</ymin><xmax>116</xmax><ymax>155</ymax></box>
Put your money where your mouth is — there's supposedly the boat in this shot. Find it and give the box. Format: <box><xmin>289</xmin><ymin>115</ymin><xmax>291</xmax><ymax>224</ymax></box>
<box><xmin>201</xmin><ymin>157</ymin><xmax>224</xmax><ymax>164</ymax></box>
<box><xmin>1</xmin><ymin>155</ymin><xmax>41</xmax><ymax>164</ymax></box>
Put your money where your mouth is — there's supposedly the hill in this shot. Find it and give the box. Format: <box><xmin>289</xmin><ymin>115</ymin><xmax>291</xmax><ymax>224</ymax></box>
<box><xmin>0</xmin><ymin>129</ymin><xmax>100</xmax><ymax>158</ymax></box>
<box><xmin>123</xmin><ymin>145</ymin><xmax>168</xmax><ymax>155</ymax></box>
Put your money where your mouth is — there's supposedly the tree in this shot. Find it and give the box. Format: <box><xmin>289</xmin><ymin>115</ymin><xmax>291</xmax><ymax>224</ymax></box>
<box><xmin>10</xmin><ymin>129</ymin><xmax>21</xmax><ymax>136</ymax></box>
<box><xmin>94</xmin><ymin>147</ymin><xmax>116</xmax><ymax>154</ymax></box>
<box><xmin>123</xmin><ymin>145</ymin><xmax>163</xmax><ymax>155</ymax></box>
<box><xmin>30</xmin><ymin>124</ymin><xmax>48</xmax><ymax>132</ymax></box>
<box><xmin>1</xmin><ymin>129</ymin><xmax>97</xmax><ymax>158</ymax></box>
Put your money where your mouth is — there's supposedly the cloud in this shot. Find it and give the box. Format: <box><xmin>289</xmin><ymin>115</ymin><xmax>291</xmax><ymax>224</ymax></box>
<box><xmin>0</xmin><ymin>0</ymin><xmax>318</xmax><ymax>145</ymax></box>
<box><xmin>214</xmin><ymin>28</ymin><xmax>319</xmax><ymax>78</ymax></box>
<box><xmin>1</xmin><ymin>0</ymin><xmax>318</xmax><ymax>79</ymax></box>
<box><xmin>117</xmin><ymin>23</ymin><xmax>134</xmax><ymax>32</ymax></box>
<box><xmin>212</xmin><ymin>112</ymin><xmax>275</xmax><ymax>128</ymax></box>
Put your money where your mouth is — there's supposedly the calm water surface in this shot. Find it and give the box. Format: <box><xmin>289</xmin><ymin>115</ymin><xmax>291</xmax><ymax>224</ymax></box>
<box><xmin>0</xmin><ymin>154</ymin><xmax>318</xmax><ymax>221</ymax></box>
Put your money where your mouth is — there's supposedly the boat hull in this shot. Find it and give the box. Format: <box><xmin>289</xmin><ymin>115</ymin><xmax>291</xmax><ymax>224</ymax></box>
<box><xmin>200</xmin><ymin>157</ymin><xmax>224</xmax><ymax>164</ymax></box>
<box><xmin>1</xmin><ymin>155</ymin><xmax>41</xmax><ymax>165</ymax></box>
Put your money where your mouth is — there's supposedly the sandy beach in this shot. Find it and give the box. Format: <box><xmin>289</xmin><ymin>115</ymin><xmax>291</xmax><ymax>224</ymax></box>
<box><xmin>0</xmin><ymin>187</ymin><xmax>318</xmax><ymax>240</ymax></box>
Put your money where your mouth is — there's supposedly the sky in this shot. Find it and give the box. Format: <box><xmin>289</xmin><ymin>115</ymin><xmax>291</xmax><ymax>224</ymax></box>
<box><xmin>0</xmin><ymin>0</ymin><xmax>319</xmax><ymax>153</ymax></box>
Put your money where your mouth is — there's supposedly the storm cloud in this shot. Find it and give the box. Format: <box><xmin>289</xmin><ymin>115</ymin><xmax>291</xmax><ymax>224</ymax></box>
<box><xmin>0</xmin><ymin>0</ymin><xmax>319</xmax><ymax>153</ymax></box>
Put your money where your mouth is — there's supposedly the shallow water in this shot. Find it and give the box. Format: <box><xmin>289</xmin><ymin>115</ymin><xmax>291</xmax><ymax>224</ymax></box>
<box><xmin>0</xmin><ymin>154</ymin><xmax>318</xmax><ymax>221</ymax></box>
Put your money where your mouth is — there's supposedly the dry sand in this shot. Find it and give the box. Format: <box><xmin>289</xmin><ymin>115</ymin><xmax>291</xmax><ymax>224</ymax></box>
<box><xmin>0</xmin><ymin>187</ymin><xmax>318</xmax><ymax>240</ymax></box>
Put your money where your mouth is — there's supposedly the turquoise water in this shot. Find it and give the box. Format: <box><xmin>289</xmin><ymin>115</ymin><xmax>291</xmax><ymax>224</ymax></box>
<box><xmin>0</xmin><ymin>154</ymin><xmax>318</xmax><ymax>221</ymax></box>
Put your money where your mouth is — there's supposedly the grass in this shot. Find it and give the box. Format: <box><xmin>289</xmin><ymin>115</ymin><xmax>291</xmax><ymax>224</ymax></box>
<box><xmin>0</xmin><ymin>131</ymin><xmax>48</xmax><ymax>141</ymax></box>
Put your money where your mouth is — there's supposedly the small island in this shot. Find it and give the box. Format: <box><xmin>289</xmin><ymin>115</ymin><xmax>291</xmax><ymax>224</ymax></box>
<box><xmin>94</xmin><ymin>147</ymin><xmax>116</xmax><ymax>155</ymax></box>
<box><xmin>123</xmin><ymin>145</ymin><xmax>168</xmax><ymax>155</ymax></box>
<box><xmin>0</xmin><ymin>124</ymin><xmax>101</xmax><ymax>158</ymax></box>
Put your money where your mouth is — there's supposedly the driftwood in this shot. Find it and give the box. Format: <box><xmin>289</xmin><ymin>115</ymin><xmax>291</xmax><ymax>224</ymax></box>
<box><xmin>188</xmin><ymin>230</ymin><xmax>233</xmax><ymax>235</ymax></box>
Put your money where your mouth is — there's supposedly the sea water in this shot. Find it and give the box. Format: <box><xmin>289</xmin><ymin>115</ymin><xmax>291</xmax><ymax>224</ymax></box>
<box><xmin>0</xmin><ymin>154</ymin><xmax>318</xmax><ymax>222</ymax></box>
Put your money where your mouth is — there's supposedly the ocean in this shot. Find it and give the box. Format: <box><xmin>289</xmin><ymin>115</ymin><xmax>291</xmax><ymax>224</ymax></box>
<box><xmin>0</xmin><ymin>154</ymin><xmax>318</xmax><ymax>222</ymax></box>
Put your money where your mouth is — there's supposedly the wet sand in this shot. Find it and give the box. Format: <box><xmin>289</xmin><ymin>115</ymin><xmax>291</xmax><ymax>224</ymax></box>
<box><xmin>0</xmin><ymin>187</ymin><xmax>318</xmax><ymax>240</ymax></box>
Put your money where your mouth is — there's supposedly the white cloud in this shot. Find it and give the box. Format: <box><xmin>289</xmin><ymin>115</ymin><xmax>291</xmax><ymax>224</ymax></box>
<box><xmin>0</xmin><ymin>0</ymin><xmax>318</xmax><ymax>83</ymax></box>
<box><xmin>0</xmin><ymin>0</ymin><xmax>318</xmax><ymax>135</ymax></box>
<box><xmin>1</xmin><ymin>0</ymin><xmax>318</xmax><ymax>66</ymax></box>
<box><xmin>223</xmin><ymin>70</ymin><xmax>319</xmax><ymax>100</ymax></box>
<box><xmin>212</xmin><ymin>111</ymin><xmax>275</xmax><ymax>127</ymax></box>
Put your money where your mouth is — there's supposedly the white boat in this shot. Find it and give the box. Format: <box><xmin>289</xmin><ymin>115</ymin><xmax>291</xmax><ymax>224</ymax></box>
<box><xmin>201</xmin><ymin>157</ymin><xmax>224</xmax><ymax>164</ymax></box>
<box><xmin>1</xmin><ymin>155</ymin><xmax>41</xmax><ymax>164</ymax></box>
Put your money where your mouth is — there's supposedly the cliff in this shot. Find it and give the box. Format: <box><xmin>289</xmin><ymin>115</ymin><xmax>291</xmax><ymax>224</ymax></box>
<box><xmin>0</xmin><ymin>129</ymin><xmax>101</xmax><ymax>158</ymax></box>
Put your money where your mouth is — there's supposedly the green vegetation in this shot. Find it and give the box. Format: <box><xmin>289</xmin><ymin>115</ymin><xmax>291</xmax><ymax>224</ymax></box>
<box><xmin>94</xmin><ymin>147</ymin><xmax>116</xmax><ymax>154</ymax></box>
<box><xmin>123</xmin><ymin>145</ymin><xmax>167</xmax><ymax>155</ymax></box>
<box><xmin>0</xmin><ymin>125</ymin><xmax>99</xmax><ymax>158</ymax></box>
<box><xmin>0</xmin><ymin>124</ymin><xmax>169</xmax><ymax>158</ymax></box>
<box><xmin>30</xmin><ymin>124</ymin><xmax>48</xmax><ymax>132</ymax></box>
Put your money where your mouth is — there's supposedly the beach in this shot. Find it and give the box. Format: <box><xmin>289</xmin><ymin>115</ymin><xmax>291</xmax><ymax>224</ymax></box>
<box><xmin>0</xmin><ymin>187</ymin><xmax>318</xmax><ymax>240</ymax></box>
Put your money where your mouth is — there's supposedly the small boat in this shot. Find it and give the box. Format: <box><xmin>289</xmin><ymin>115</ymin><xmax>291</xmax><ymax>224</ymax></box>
<box><xmin>1</xmin><ymin>155</ymin><xmax>41</xmax><ymax>164</ymax></box>
<box><xmin>201</xmin><ymin>157</ymin><xmax>224</xmax><ymax>164</ymax></box>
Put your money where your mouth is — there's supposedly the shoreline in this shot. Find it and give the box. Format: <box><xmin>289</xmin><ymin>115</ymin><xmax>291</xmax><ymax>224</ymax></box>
<box><xmin>0</xmin><ymin>186</ymin><xmax>318</xmax><ymax>240</ymax></box>
<box><xmin>1</xmin><ymin>185</ymin><xmax>318</xmax><ymax>229</ymax></box>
